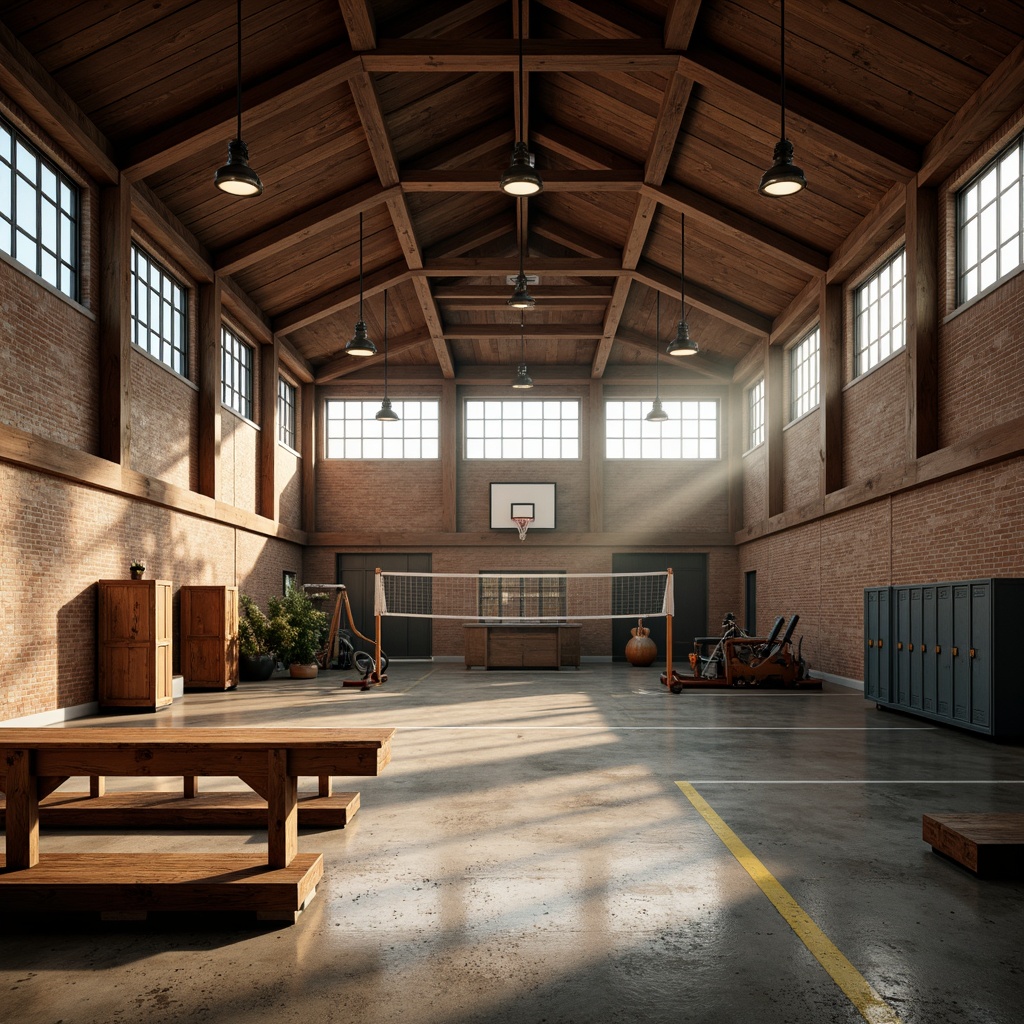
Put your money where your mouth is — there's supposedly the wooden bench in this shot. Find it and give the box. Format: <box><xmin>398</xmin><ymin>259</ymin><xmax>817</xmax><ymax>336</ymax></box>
<box><xmin>922</xmin><ymin>813</ymin><xmax>1024</xmax><ymax>877</ymax></box>
<box><xmin>0</xmin><ymin>726</ymin><xmax>394</xmax><ymax>922</ymax></box>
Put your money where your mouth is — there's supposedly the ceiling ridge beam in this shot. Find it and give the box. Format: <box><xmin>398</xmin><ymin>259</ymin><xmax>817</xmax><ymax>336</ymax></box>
<box><xmin>422</xmin><ymin>258</ymin><xmax>624</xmax><ymax>276</ymax></box>
<box><xmin>444</xmin><ymin>324</ymin><xmax>605</xmax><ymax>339</ymax></box>
<box><xmin>215</xmin><ymin>181</ymin><xmax>399</xmax><ymax>275</ymax></box>
<box><xmin>401</xmin><ymin>169</ymin><xmax>645</xmax><ymax>191</ymax></box>
<box><xmin>121</xmin><ymin>46</ymin><xmax>361</xmax><ymax>182</ymax></box>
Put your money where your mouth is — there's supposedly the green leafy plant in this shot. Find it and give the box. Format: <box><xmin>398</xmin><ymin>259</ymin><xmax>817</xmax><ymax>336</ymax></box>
<box><xmin>130</xmin><ymin>559</ymin><xmax>146</xmax><ymax>572</ymax></box>
<box><xmin>238</xmin><ymin>595</ymin><xmax>275</xmax><ymax>660</ymax></box>
<box><xmin>267</xmin><ymin>588</ymin><xmax>328</xmax><ymax>667</ymax></box>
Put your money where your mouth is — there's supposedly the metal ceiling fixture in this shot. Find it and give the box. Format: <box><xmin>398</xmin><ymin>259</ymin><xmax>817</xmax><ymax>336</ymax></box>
<box><xmin>500</xmin><ymin>0</ymin><xmax>543</xmax><ymax>196</ymax></box>
<box><xmin>667</xmin><ymin>211</ymin><xmax>699</xmax><ymax>356</ymax></box>
<box><xmin>512</xmin><ymin>311</ymin><xmax>534</xmax><ymax>389</ymax></box>
<box><xmin>345</xmin><ymin>212</ymin><xmax>377</xmax><ymax>356</ymax></box>
<box><xmin>375</xmin><ymin>290</ymin><xmax>400</xmax><ymax>421</ymax></box>
<box><xmin>646</xmin><ymin>293</ymin><xmax>669</xmax><ymax>422</ymax></box>
<box><xmin>214</xmin><ymin>0</ymin><xmax>263</xmax><ymax>197</ymax></box>
<box><xmin>758</xmin><ymin>0</ymin><xmax>806</xmax><ymax>197</ymax></box>
<box><xmin>508</xmin><ymin>198</ymin><xmax>536</xmax><ymax>308</ymax></box>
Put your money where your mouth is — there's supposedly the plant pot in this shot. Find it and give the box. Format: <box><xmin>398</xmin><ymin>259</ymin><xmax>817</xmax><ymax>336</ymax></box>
<box><xmin>130</xmin><ymin>568</ymin><xmax>145</xmax><ymax>580</ymax></box>
<box><xmin>289</xmin><ymin>663</ymin><xmax>318</xmax><ymax>679</ymax></box>
<box><xmin>239</xmin><ymin>654</ymin><xmax>275</xmax><ymax>681</ymax></box>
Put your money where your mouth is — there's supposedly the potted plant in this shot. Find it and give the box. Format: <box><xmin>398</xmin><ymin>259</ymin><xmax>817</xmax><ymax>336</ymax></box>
<box><xmin>237</xmin><ymin>595</ymin><xmax>277</xmax><ymax>681</ymax></box>
<box><xmin>129</xmin><ymin>559</ymin><xmax>146</xmax><ymax>580</ymax></box>
<box><xmin>267</xmin><ymin>588</ymin><xmax>328</xmax><ymax>679</ymax></box>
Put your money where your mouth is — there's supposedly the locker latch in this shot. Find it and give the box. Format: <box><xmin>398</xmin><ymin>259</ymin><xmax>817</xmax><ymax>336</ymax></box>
<box><xmin>935</xmin><ymin>646</ymin><xmax>941</xmax><ymax>654</ymax></box>
<box><xmin>867</xmin><ymin>639</ymin><xmax>874</xmax><ymax>647</ymax></box>
<box><xmin>878</xmin><ymin>639</ymin><xmax>883</xmax><ymax>649</ymax></box>
<box><xmin>897</xmin><ymin>642</ymin><xmax>903</xmax><ymax>650</ymax></box>
<box><xmin>970</xmin><ymin>648</ymin><xmax>976</xmax><ymax>658</ymax></box>
<box><xmin>952</xmin><ymin>646</ymin><xmax>958</xmax><ymax>656</ymax></box>
<box><xmin>907</xmin><ymin>643</ymin><xmax>913</xmax><ymax>652</ymax></box>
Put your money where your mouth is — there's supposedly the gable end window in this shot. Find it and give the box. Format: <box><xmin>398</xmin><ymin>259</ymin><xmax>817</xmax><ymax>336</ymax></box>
<box><xmin>0</xmin><ymin>114</ymin><xmax>80</xmax><ymax>300</ymax></box>
<box><xmin>221</xmin><ymin>325</ymin><xmax>253</xmax><ymax>420</ymax></box>
<box><xmin>748</xmin><ymin>378</ymin><xmax>764</xmax><ymax>450</ymax></box>
<box><xmin>854</xmin><ymin>249</ymin><xmax>905</xmax><ymax>377</ymax></box>
<box><xmin>790</xmin><ymin>327</ymin><xmax>819</xmax><ymax>421</ymax></box>
<box><xmin>958</xmin><ymin>132</ymin><xmax>1024</xmax><ymax>305</ymax></box>
<box><xmin>605</xmin><ymin>400</ymin><xmax>719</xmax><ymax>459</ymax></box>
<box><xmin>131</xmin><ymin>243</ymin><xmax>188</xmax><ymax>376</ymax></box>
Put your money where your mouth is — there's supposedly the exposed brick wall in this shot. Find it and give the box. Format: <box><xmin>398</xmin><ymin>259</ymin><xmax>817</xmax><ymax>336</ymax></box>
<box><xmin>783</xmin><ymin>411</ymin><xmax>820</xmax><ymax>510</ymax></box>
<box><xmin>277</xmin><ymin>444</ymin><xmax>302</xmax><ymax>529</ymax></box>
<box><xmin>842</xmin><ymin>354</ymin><xmax>906</xmax><ymax>487</ymax></box>
<box><xmin>129</xmin><ymin>350</ymin><xmax>197</xmax><ymax>490</ymax></box>
<box><xmin>604</xmin><ymin>457</ymin><xmax>730</xmax><ymax>532</ymax></box>
<box><xmin>742</xmin><ymin>444</ymin><xmax>767</xmax><ymax>528</ymax></box>
<box><xmin>219</xmin><ymin>410</ymin><xmax>259</xmax><ymax>514</ymax></box>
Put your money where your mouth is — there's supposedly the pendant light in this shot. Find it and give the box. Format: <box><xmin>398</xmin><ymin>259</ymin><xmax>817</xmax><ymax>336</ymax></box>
<box><xmin>512</xmin><ymin>311</ymin><xmax>534</xmax><ymax>389</ymax></box>
<box><xmin>667</xmin><ymin>211</ymin><xmax>699</xmax><ymax>356</ymax></box>
<box><xmin>345</xmin><ymin>212</ymin><xmax>377</xmax><ymax>356</ymax></box>
<box><xmin>375</xmin><ymin>290</ymin><xmax>400</xmax><ymax>421</ymax></box>
<box><xmin>508</xmin><ymin>198</ymin><xmax>536</xmax><ymax>309</ymax></box>
<box><xmin>214</xmin><ymin>0</ymin><xmax>263</xmax><ymax>197</ymax></box>
<box><xmin>646</xmin><ymin>293</ymin><xmax>668</xmax><ymax>421</ymax></box>
<box><xmin>758</xmin><ymin>0</ymin><xmax>806</xmax><ymax>198</ymax></box>
<box><xmin>500</xmin><ymin>0</ymin><xmax>543</xmax><ymax>196</ymax></box>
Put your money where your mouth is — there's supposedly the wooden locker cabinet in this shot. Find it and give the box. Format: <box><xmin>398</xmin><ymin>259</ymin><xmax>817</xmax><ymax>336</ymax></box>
<box><xmin>98</xmin><ymin>579</ymin><xmax>173</xmax><ymax>709</ymax></box>
<box><xmin>865</xmin><ymin>579</ymin><xmax>1024</xmax><ymax>738</ymax></box>
<box><xmin>180</xmin><ymin>585</ymin><xmax>239</xmax><ymax>690</ymax></box>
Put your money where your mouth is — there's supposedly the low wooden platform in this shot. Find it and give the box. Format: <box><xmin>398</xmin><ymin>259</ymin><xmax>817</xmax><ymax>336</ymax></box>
<box><xmin>922</xmin><ymin>813</ymin><xmax>1024</xmax><ymax>877</ymax></box>
<box><xmin>0</xmin><ymin>852</ymin><xmax>323</xmax><ymax>921</ymax></box>
<box><xmin>0</xmin><ymin>790</ymin><xmax>359</xmax><ymax>829</ymax></box>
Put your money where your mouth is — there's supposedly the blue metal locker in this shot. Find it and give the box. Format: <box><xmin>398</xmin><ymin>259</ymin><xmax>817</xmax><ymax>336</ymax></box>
<box><xmin>921</xmin><ymin>586</ymin><xmax>937</xmax><ymax>712</ymax></box>
<box><xmin>895</xmin><ymin>587</ymin><xmax>911</xmax><ymax>706</ymax></box>
<box><xmin>909</xmin><ymin>587</ymin><xmax>923</xmax><ymax>709</ymax></box>
<box><xmin>970</xmin><ymin>583</ymin><xmax>991</xmax><ymax>729</ymax></box>
<box><xmin>936</xmin><ymin>584</ymin><xmax>952</xmax><ymax>717</ymax></box>
<box><xmin>952</xmin><ymin>584</ymin><xmax>971</xmax><ymax>723</ymax></box>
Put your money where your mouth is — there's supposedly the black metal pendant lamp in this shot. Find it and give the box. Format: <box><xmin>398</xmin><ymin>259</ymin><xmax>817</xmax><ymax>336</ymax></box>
<box><xmin>508</xmin><ymin>198</ymin><xmax>536</xmax><ymax>309</ymax></box>
<box><xmin>214</xmin><ymin>0</ymin><xmax>263</xmax><ymax>197</ymax></box>
<box><xmin>667</xmin><ymin>211</ymin><xmax>698</xmax><ymax>356</ymax></box>
<box><xmin>758</xmin><ymin>0</ymin><xmax>806</xmax><ymax>198</ymax></box>
<box><xmin>345</xmin><ymin>212</ymin><xmax>377</xmax><ymax>356</ymax></box>
<box><xmin>500</xmin><ymin>0</ymin><xmax>543</xmax><ymax>196</ymax></box>
<box><xmin>375</xmin><ymin>290</ymin><xmax>400</xmax><ymax>421</ymax></box>
<box><xmin>512</xmin><ymin>311</ymin><xmax>534</xmax><ymax>388</ymax></box>
<box><xmin>646</xmin><ymin>293</ymin><xmax>668</xmax><ymax>421</ymax></box>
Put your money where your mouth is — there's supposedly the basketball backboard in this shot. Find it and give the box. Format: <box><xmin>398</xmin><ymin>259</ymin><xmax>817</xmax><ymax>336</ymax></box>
<box><xmin>490</xmin><ymin>482</ymin><xmax>556</xmax><ymax>530</ymax></box>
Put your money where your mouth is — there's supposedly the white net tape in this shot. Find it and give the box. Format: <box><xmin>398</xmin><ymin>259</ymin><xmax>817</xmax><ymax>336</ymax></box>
<box><xmin>376</xmin><ymin>570</ymin><xmax>673</xmax><ymax>621</ymax></box>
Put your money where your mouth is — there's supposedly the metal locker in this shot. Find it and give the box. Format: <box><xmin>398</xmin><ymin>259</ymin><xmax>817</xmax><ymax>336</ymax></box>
<box><xmin>970</xmin><ymin>583</ymin><xmax>991</xmax><ymax>729</ymax></box>
<box><xmin>909</xmin><ymin>587</ymin><xmax>923</xmax><ymax>709</ymax></box>
<box><xmin>952</xmin><ymin>584</ymin><xmax>971</xmax><ymax>723</ymax></box>
<box><xmin>921</xmin><ymin>586</ymin><xmax>937</xmax><ymax>712</ymax></box>
<box><xmin>895</xmin><ymin>587</ymin><xmax>911</xmax><ymax>706</ymax></box>
<box><xmin>936</xmin><ymin>585</ymin><xmax>953</xmax><ymax>716</ymax></box>
<box><xmin>864</xmin><ymin>587</ymin><xmax>891</xmax><ymax>702</ymax></box>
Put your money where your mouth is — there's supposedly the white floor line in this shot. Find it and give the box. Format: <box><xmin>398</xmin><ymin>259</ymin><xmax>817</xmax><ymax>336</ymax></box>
<box><xmin>394</xmin><ymin>725</ymin><xmax>937</xmax><ymax>731</ymax></box>
<box><xmin>685</xmin><ymin>779</ymin><xmax>1024</xmax><ymax>784</ymax></box>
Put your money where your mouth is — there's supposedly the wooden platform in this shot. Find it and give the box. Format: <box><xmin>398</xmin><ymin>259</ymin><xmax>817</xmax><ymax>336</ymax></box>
<box><xmin>922</xmin><ymin>813</ymin><xmax>1024</xmax><ymax>877</ymax></box>
<box><xmin>0</xmin><ymin>790</ymin><xmax>359</xmax><ymax>829</ymax></box>
<box><xmin>0</xmin><ymin>852</ymin><xmax>323</xmax><ymax>921</ymax></box>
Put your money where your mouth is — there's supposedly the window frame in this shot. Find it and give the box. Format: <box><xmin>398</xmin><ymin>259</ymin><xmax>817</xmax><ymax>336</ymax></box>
<box><xmin>957</xmin><ymin>130</ymin><xmax>1024</xmax><ymax>306</ymax></box>
<box><xmin>464</xmin><ymin>398</ymin><xmax>581</xmax><ymax>460</ymax></box>
<box><xmin>478</xmin><ymin>571</ymin><xmax>568</xmax><ymax>622</ymax></box>
<box><xmin>278</xmin><ymin>376</ymin><xmax>297</xmax><ymax>450</ymax></box>
<box><xmin>221</xmin><ymin>323</ymin><xmax>254</xmax><ymax>420</ymax></box>
<box><xmin>0</xmin><ymin>114</ymin><xmax>80</xmax><ymax>301</ymax></box>
<box><xmin>747</xmin><ymin>378</ymin><xmax>765</xmax><ymax>451</ymax></box>
<box><xmin>324</xmin><ymin>398</ymin><xmax>440</xmax><ymax>459</ymax></box>
<box><xmin>604</xmin><ymin>399</ymin><xmax>720</xmax><ymax>460</ymax></box>
<box><xmin>130</xmin><ymin>242</ymin><xmax>189</xmax><ymax>377</ymax></box>
<box><xmin>789</xmin><ymin>326</ymin><xmax>820</xmax><ymax>421</ymax></box>
<box><xmin>854</xmin><ymin>248</ymin><xmax>905</xmax><ymax>378</ymax></box>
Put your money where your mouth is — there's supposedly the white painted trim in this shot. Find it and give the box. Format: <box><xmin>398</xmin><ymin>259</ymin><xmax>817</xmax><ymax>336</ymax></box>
<box><xmin>1</xmin><ymin>701</ymin><xmax>99</xmax><ymax>727</ymax></box>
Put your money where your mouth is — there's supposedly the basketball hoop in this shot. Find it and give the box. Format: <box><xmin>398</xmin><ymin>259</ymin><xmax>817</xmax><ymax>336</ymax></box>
<box><xmin>512</xmin><ymin>515</ymin><xmax>534</xmax><ymax>541</ymax></box>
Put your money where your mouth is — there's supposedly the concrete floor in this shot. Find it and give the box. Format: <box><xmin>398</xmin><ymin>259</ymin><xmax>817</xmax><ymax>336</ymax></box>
<box><xmin>3</xmin><ymin>662</ymin><xmax>1024</xmax><ymax>1024</ymax></box>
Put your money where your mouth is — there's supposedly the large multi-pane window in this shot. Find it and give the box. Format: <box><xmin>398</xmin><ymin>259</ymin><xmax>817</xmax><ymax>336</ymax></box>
<box><xmin>747</xmin><ymin>379</ymin><xmax>764</xmax><ymax>450</ymax></box>
<box><xmin>325</xmin><ymin>399</ymin><xmax>439</xmax><ymax>458</ymax></box>
<box><xmin>958</xmin><ymin>132</ymin><xmax>1024</xmax><ymax>304</ymax></box>
<box><xmin>605</xmin><ymin>400</ymin><xmax>718</xmax><ymax>459</ymax></box>
<box><xmin>854</xmin><ymin>249</ymin><xmax>905</xmax><ymax>376</ymax></box>
<box><xmin>0</xmin><ymin>115</ymin><xmax>79</xmax><ymax>300</ymax></box>
<box><xmin>790</xmin><ymin>327</ymin><xmax>819</xmax><ymax>420</ymax></box>
<box><xmin>131</xmin><ymin>243</ymin><xmax>188</xmax><ymax>376</ymax></box>
<box><xmin>478</xmin><ymin>572</ymin><xmax>567</xmax><ymax>620</ymax></box>
<box><xmin>278</xmin><ymin>377</ymin><xmax>297</xmax><ymax>449</ymax></box>
<box><xmin>465</xmin><ymin>399</ymin><xmax>579</xmax><ymax>459</ymax></box>
<box><xmin>221</xmin><ymin>325</ymin><xmax>253</xmax><ymax>419</ymax></box>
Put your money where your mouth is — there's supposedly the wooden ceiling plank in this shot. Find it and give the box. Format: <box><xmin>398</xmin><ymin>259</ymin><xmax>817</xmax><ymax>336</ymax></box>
<box><xmin>826</xmin><ymin>180</ymin><xmax>907</xmax><ymax>285</ymax></box>
<box><xmin>401</xmin><ymin>169</ymin><xmax>644</xmax><ymax>191</ymax></box>
<box><xmin>0</xmin><ymin>17</ymin><xmax>118</xmax><ymax>183</ymax></box>
<box><xmin>678</xmin><ymin>47</ymin><xmax>920</xmax><ymax>177</ymax></box>
<box><xmin>918</xmin><ymin>36</ymin><xmax>1024</xmax><ymax>187</ymax></box>
<box><xmin>393</xmin><ymin>0</ymin><xmax>505</xmax><ymax>41</ymax></box>
<box><xmin>274</xmin><ymin>261</ymin><xmax>413</xmax><ymax>335</ymax></box>
<box><xmin>423</xmin><ymin>257</ymin><xmax>624</xmax><ymax>276</ymax></box>
<box><xmin>647</xmin><ymin>182</ymin><xmax>829</xmax><ymax>274</ymax></box>
<box><xmin>445</xmin><ymin>324</ymin><xmax>603</xmax><ymax>339</ymax></box>
<box><xmin>221</xmin><ymin>277</ymin><xmax>273</xmax><ymax>346</ymax></box>
<box><xmin>614</xmin><ymin>326</ymin><xmax>730</xmax><ymax>380</ymax></box>
<box><xmin>434</xmin><ymin>284</ymin><xmax>614</xmax><ymax>299</ymax></box>
<box><xmin>531</xmin><ymin>212</ymin><xmax>621</xmax><ymax>260</ymax></box>
<box><xmin>337</xmin><ymin>0</ymin><xmax>377</xmax><ymax>51</ymax></box>
<box><xmin>215</xmin><ymin>181</ymin><xmax>398</xmax><ymax>275</ymax></box>
<box><xmin>277</xmin><ymin>336</ymin><xmax>315</xmax><ymax>385</ymax></box>
<box><xmin>121</xmin><ymin>47</ymin><xmax>361</xmax><ymax>182</ymax></box>
<box><xmin>315</xmin><ymin>330</ymin><xmax>432</xmax><ymax>383</ymax></box>
<box><xmin>424</xmin><ymin>213</ymin><xmax>512</xmax><ymax>260</ymax></box>
<box><xmin>534</xmin><ymin>0</ymin><xmax>655</xmax><ymax>39</ymax></box>
<box><xmin>530</xmin><ymin>120</ymin><xmax>637</xmax><ymax>170</ymax></box>
<box><xmin>443</xmin><ymin>296</ymin><xmax>609</xmax><ymax>310</ymax></box>
<box><xmin>407</xmin><ymin>119</ymin><xmax>510</xmax><ymax>170</ymax></box>
<box><xmin>130</xmin><ymin>181</ymin><xmax>213</xmax><ymax>283</ymax></box>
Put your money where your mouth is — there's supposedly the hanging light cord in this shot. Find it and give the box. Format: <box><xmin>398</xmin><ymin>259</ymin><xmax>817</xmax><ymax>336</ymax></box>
<box><xmin>654</xmin><ymin>292</ymin><xmax>660</xmax><ymax>397</ymax></box>
<box><xmin>779</xmin><ymin>0</ymin><xmax>787</xmax><ymax>140</ymax></box>
<box><xmin>517</xmin><ymin>0</ymin><xmax>525</xmax><ymax>143</ymax></box>
<box><xmin>358</xmin><ymin>211</ymin><xmax>364</xmax><ymax>321</ymax></box>
<box><xmin>520</xmin><ymin>310</ymin><xmax>526</xmax><ymax>363</ymax></box>
<box><xmin>680</xmin><ymin>213</ymin><xmax>686</xmax><ymax>319</ymax></box>
<box><xmin>234</xmin><ymin>0</ymin><xmax>243</xmax><ymax>141</ymax></box>
<box><xmin>518</xmin><ymin>197</ymin><xmax>525</xmax><ymax>277</ymax></box>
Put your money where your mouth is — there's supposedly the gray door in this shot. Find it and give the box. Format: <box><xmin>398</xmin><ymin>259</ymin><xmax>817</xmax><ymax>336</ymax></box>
<box><xmin>610</xmin><ymin>553</ymin><xmax>707</xmax><ymax>665</ymax></box>
<box><xmin>337</xmin><ymin>554</ymin><xmax>432</xmax><ymax>659</ymax></box>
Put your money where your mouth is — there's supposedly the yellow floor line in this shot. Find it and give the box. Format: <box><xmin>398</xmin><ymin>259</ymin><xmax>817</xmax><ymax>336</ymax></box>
<box><xmin>676</xmin><ymin>781</ymin><xmax>903</xmax><ymax>1024</ymax></box>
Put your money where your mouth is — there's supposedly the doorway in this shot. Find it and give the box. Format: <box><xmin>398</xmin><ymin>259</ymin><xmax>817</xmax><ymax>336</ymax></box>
<box><xmin>610</xmin><ymin>553</ymin><xmax>707</xmax><ymax>664</ymax></box>
<box><xmin>745</xmin><ymin>570</ymin><xmax>757</xmax><ymax>635</ymax></box>
<box><xmin>336</xmin><ymin>554</ymin><xmax>432</xmax><ymax>659</ymax></box>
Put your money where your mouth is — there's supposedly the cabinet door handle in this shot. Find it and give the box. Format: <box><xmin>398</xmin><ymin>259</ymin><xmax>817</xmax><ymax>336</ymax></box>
<box><xmin>952</xmin><ymin>646</ymin><xmax>958</xmax><ymax>657</ymax></box>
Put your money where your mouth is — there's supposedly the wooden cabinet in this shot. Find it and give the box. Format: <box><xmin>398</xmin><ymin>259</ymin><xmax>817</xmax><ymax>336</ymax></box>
<box><xmin>464</xmin><ymin>623</ymin><xmax>581</xmax><ymax>669</ymax></box>
<box><xmin>865</xmin><ymin>579</ymin><xmax>1024</xmax><ymax>738</ymax></box>
<box><xmin>180</xmin><ymin>585</ymin><xmax>239</xmax><ymax>690</ymax></box>
<box><xmin>98</xmin><ymin>579</ymin><xmax>173</xmax><ymax>709</ymax></box>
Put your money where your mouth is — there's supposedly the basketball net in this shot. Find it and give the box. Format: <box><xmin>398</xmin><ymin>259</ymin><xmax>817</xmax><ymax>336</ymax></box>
<box><xmin>512</xmin><ymin>515</ymin><xmax>534</xmax><ymax>541</ymax></box>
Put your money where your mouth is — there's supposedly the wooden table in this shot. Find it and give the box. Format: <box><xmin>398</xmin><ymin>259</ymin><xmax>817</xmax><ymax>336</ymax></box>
<box><xmin>463</xmin><ymin>623</ymin><xmax>581</xmax><ymax>668</ymax></box>
<box><xmin>0</xmin><ymin>726</ymin><xmax>394</xmax><ymax>921</ymax></box>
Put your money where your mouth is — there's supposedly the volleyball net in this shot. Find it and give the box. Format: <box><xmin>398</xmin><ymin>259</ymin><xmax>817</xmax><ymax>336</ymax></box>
<box><xmin>375</xmin><ymin>569</ymin><xmax>673</xmax><ymax>621</ymax></box>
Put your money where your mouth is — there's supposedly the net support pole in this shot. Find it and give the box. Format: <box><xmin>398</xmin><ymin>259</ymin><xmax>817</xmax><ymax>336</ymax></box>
<box><xmin>375</xmin><ymin>567</ymin><xmax>383</xmax><ymax>681</ymax></box>
<box><xmin>665</xmin><ymin>568</ymin><xmax>673</xmax><ymax>682</ymax></box>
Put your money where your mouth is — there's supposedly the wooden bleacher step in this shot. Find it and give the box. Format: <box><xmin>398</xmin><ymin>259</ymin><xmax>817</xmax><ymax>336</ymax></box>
<box><xmin>0</xmin><ymin>852</ymin><xmax>323</xmax><ymax>922</ymax></box>
<box><xmin>922</xmin><ymin>813</ymin><xmax>1024</xmax><ymax>877</ymax></box>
